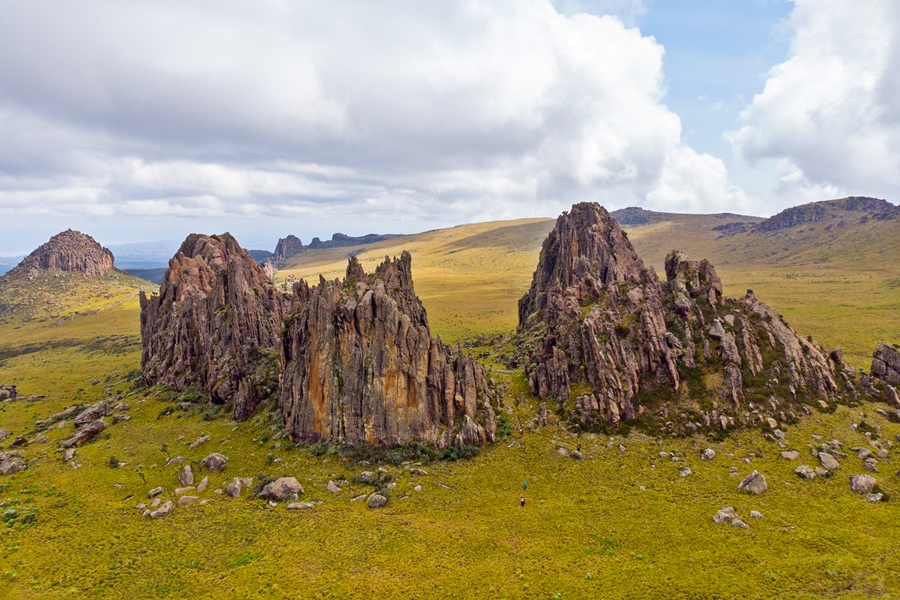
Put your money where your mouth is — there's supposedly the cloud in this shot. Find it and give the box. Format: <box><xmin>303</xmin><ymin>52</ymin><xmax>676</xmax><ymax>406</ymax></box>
<box><xmin>729</xmin><ymin>0</ymin><xmax>900</xmax><ymax>200</ymax></box>
<box><xmin>0</xmin><ymin>0</ymin><xmax>749</xmax><ymax>241</ymax></box>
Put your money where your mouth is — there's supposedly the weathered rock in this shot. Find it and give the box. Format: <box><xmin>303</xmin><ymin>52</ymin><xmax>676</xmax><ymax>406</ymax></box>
<box><xmin>165</xmin><ymin>456</ymin><xmax>187</xmax><ymax>466</ymax></box>
<box><xmin>858</xmin><ymin>448</ymin><xmax>872</xmax><ymax>460</ymax></box>
<box><xmin>749</xmin><ymin>510</ymin><xmax>764</xmax><ymax>519</ymax></box>
<box><xmin>179</xmin><ymin>465</ymin><xmax>194</xmax><ymax>486</ymax></box>
<box><xmin>60</xmin><ymin>420</ymin><xmax>106</xmax><ymax>448</ymax></box>
<box><xmin>177</xmin><ymin>495</ymin><xmax>198</xmax><ymax>506</ymax></box>
<box><xmin>5</xmin><ymin>229</ymin><xmax>114</xmax><ymax>277</ymax></box>
<box><xmin>367</xmin><ymin>493</ymin><xmax>388</xmax><ymax>509</ymax></box>
<box><xmin>175</xmin><ymin>486</ymin><xmax>195</xmax><ymax>496</ymax></box>
<box><xmin>150</xmin><ymin>498</ymin><xmax>161</xmax><ymax>509</ymax></box>
<box><xmin>864</xmin><ymin>458</ymin><xmax>879</xmax><ymax>472</ymax></box>
<box><xmin>140</xmin><ymin>233</ymin><xmax>285</xmax><ymax>420</ymax></box>
<box><xmin>273</xmin><ymin>235</ymin><xmax>304</xmax><ymax>267</ymax></box>
<box><xmin>680</xmin><ymin>467</ymin><xmax>693</xmax><ymax>477</ymax></box>
<box><xmin>819</xmin><ymin>452</ymin><xmax>841</xmax><ymax>471</ymax></box>
<box><xmin>257</xmin><ymin>477</ymin><xmax>304</xmax><ymax>501</ymax></box>
<box><xmin>327</xmin><ymin>480</ymin><xmax>342</xmax><ymax>493</ymax></box>
<box><xmin>201</xmin><ymin>453</ymin><xmax>227</xmax><ymax>473</ymax></box>
<box><xmin>738</xmin><ymin>470</ymin><xmax>767</xmax><ymax>494</ymax></box>
<box><xmin>409</xmin><ymin>468</ymin><xmax>428</xmax><ymax>476</ymax></box>
<box><xmin>9</xmin><ymin>436</ymin><xmax>26</xmax><ymax>448</ymax></box>
<box><xmin>35</xmin><ymin>405</ymin><xmax>82</xmax><ymax>431</ymax></box>
<box><xmin>731</xmin><ymin>519</ymin><xmax>750</xmax><ymax>529</ymax></box>
<box><xmin>280</xmin><ymin>252</ymin><xmax>496</xmax><ymax>448</ymax></box>
<box><xmin>850</xmin><ymin>474</ymin><xmax>877</xmax><ymax>494</ymax></box>
<box><xmin>815</xmin><ymin>467</ymin><xmax>829</xmax><ymax>478</ymax></box>
<box><xmin>570</xmin><ymin>450</ymin><xmax>584</xmax><ymax>460</ymax></box>
<box><xmin>701</xmin><ymin>448</ymin><xmax>716</xmax><ymax>460</ymax></box>
<box><xmin>885</xmin><ymin>385</ymin><xmax>900</xmax><ymax>408</ymax></box>
<box><xmin>148</xmin><ymin>486</ymin><xmax>164</xmax><ymax>498</ymax></box>
<box><xmin>0</xmin><ymin>384</ymin><xmax>17</xmax><ymax>401</ymax></box>
<box><xmin>795</xmin><ymin>465</ymin><xmax>816</xmax><ymax>480</ymax></box>
<box><xmin>225</xmin><ymin>478</ymin><xmax>242</xmax><ymax>498</ymax></box>
<box><xmin>871</xmin><ymin>342</ymin><xmax>900</xmax><ymax>386</ymax></box>
<box><xmin>150</xmin><ymin>500</ymin><xmax>174</xmax><ymax>519</ymax></box>
<box><xmin>196</xmin><ymin>476</ymin><xmax>209</xmax><ymax>493</ymax></box>
<box><xmin>63</xmin><ymin>448</ymin><xmax>76</xmax><ymax>462</ymax></box>
<box><xmin>781</xmin><ymin>451</ymin><xmax>800</xmax><ymax>460</ymax></box>
<box><xmin>0</xmin><ymin>452</ymin><xmax>26</xmax><ymax>475</ymax></box>
<box><xmin>0</xmin><ymin>430</ymin><xmax>10</xmax><ymax>442</ymax></box>
<box><xmin>74</xmin><ymin>400</ymin><xmax>110</xmax><ymax>427</ymax></box>
<box><xmin>189</xmin><ymin>435</ymin><xmax>211</xmax><ymax>449</ymax></box>
<box><xmin>713</xmin><ymin>506</ymin><xmax>738</xmax><ymax>524</ymax></box>
<box><xmin>286</xmin><ymin>501</ymin><xmax>314</xmax><ymax>510</ymax></box>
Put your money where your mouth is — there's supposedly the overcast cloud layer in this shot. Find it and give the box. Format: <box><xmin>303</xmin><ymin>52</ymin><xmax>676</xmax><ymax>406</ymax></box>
<box><xmin>0</xmin><ymin>0</ymin><xmax>896</xmax><ymax>252</ymax></box>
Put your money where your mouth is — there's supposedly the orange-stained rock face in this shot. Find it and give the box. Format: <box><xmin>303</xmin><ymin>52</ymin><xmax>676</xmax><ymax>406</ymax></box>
<box><xmin>140</xmin><ymin>233</ymin><xmax>285</xmax><ymax>420</ymax></box>
<box><xmin>279</xmin><ymin>252</ymin><xmax>496</xmax><ymax>448</ymax></box>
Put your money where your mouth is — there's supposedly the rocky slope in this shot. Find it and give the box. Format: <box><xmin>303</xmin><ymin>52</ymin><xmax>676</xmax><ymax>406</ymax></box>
<box><xmin>518</xmin><ymin>202</ymin><xmax>849</xmax><ymax>434</ymax></box>
<box><xmin>280</xmin><ymin>252</ymin><xmax>496</xmax><ymax>447</ymax></box>
<box><xmin>140</xmin><ymin>233</ymin><xmax>286</xmax><ymax>420</ymax></box>
<box><xmin>5</xmin><ymin>229</ymin><xmax>115</xmax><ymax>279</ymax></box>
<box><xmin>755</xmin><ymin>196</ymin><xmax>898</xmax><ymax>232</ymax></box>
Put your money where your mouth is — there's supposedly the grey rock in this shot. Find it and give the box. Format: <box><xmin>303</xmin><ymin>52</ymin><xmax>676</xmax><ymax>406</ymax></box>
<box><xmin>570</xmin><ymin>450</ymin><xmax>584</xmax><ymax>460</ymax></box>
<box><xmin>0</xmin><ymin>430</ymin><xmax>10</xmax><ymax>442</ymax></box>
<box><xmin>257</xmin><ymin>477</ymin><xmax>304</xmax><ymax>501</ymax></box>
<box><xmin>680</xmin><ymin>467</ymin><xmax>693</xmax><ymax>477</ymax></box>
<box><xmin>179</xmin><ymin>465</ymin><xmax>194</xmax><ymax>486</ymax></box>
<box><xmin>350</xmin><ymin>494</ymin><xmax>367</xmax><ymax>502</ymax></box>
<box><xmin>165</xmin><ymin>456</ymin><xmax>187</xmax><ymax>466</ymax></box>
<box><xmin>738</xmin><ymin>470</ymin><xmax>767</xmax><ymax>494</ymax></box>
<box><xmin>849</xmin><ymin>474</ymin><xmax>877</xmax><ymax>494</ymax></box>
<box><xmin>749</xmin><ymin>510</ymin><xmax>764</xmax><ymax>519</ymax></box>
<box><xmin>73</xmin><ymin>400</ymin><xmax>110</xmax><ymax>427</ymax></box>
<box><xmin>147</xmin><ymin>486</ymin><xmax>164</xmax><ymax>498</ymax></box>
<box><xmin>326</xmin><ymin>480</ymin><xmax>342</xmax><ymax>493</ymax></box>
<box><xmin>857</xmin><ymin>448</ymin><xmax>872</xmax><ymax>460</ymax></box>
<box><xmin>781</xmin><ymin>451</ymin><xmax>800</xmax><ymax>460</ymax></box>
<box><xmin>408</xmin><ymin>468</ymin><xmax>428</xmax><ymax>476</ymax></box>
<box><xmin>713</xmin><ymin>506</ymin><xmax>738</xmax><ymax>524</ymax></box>
<box><xmin>731</xmin><ymin>519</ymin><xmax>750</xmax><ymax>529</ymax></box>
<box><xmin>701</xmin><ymin>448</ymin><xmax>716</xmax><ymax>460</ymax></box>
<box><xmin>201</xmin><ymin>453</ymin><xmax>227</xmax><ymax>473</ymax></box>
<box><xmin>815</xmin><ymin>467</ymin><xmax>829</xmax><ymax>477</ymax></box>
<box><xmin>818</xmin><ymin>452</ymin><xmax>840</xmax><ymax>471</ymax></box>
<box><xmin>60</xmin><ymin>420</ymin><xmax>106</xmax><ymax>448</ymax></box>
<box><xmin>174</xmin><ymin>486</ymin><xmax>195</xmax><ymax>496</ymax></box>
<box><xmin>864</xmin><ymin>458</ymin><xmax>879</xmax><ymax>472</ymax></box>
<box><xmin>772</xmin><ymin>429</ymin><xmax>786</xmax><ymax>440</ymax></box>
<box><xmin>557</xmin><ymin>447</ymin><xmax>568</xmax><ymax>456</ymax></box>
<box><xmin>150</xmin><ymin>500</ymin><xmax>174</xmax><ymax>518</ymax></box>
<box><xmin>225</xmin><ymin>479</ymin><xmax>242</xmax><ymax>498</ymax></box>
<box><xmin>196</xmin><ymin>476</ymin><xmax>209</xmax><ymax>493</ymax></box>
<box><xmin>413</xmin><ymin>485</ymin><xmax>422</xmax><ymax>492</ymax></box>
<box><xmin>177</xmin><ymin>496</ymin><xmax>198</xmax><ymax>506</ymax></box>
<box><xmin>0</xmin><ymin>452</ymin><xmax>26</xmax><ymax>476</ymax></box>
<box><xmin>366</xmin><ymin>493</ymin><xmax>388</xmax><ymax>509</ymax></box>
<box><xmin>189</xmin><ymin>435</ymin><xmax>211</xmax><ymax>449</ymax></box>
<box><xmin>795</xmin><ymin>465</ymin><xmax>816</xmax><ymax>480</ymax></box>
<box><xmin>150</xmin><ymin>498</ymin><xmax>161</xmax><ymax>509</ymax></box>
<box><xmin>866</xmin><ymin>493</ymin><xmax>884</xmax><ymax>503</ymax></box>
<box><xmin>287</xmin><ymin>502</ymin><xmax>314</xmax><ymax>510</ymax></box>
<box><xmin>136</xmin><ymin>503</ymin><xmax>146</xmax><ymax>510</ymax></box>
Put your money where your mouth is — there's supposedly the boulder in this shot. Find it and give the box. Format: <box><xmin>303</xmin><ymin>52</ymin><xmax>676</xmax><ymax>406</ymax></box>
<box><xmin>60</xmin><ymin>420</ymin><xmax>106</xmax><ymax>448</ymax></box>
<box><xmin>177</xmin><ymin>496</ymin><xmax>198</xmax><ymax>506</ymax></box>
<box><xmin>866</xmin><ymin>493</ymin><xmax>884</xmax><ymax>503</ymax></box>
<box><xmin>0</xmin><ymin>452</ymin><xmax>26</xmax><ymax>475</ymax></box>
<box><xmin>148</xmin><ymin>486</ymin><xmax>164</xmax><ymax>498</ymax></box>
<box><xmin>795</xmin><ymin>465</ymin><xmax>816</xmax><ymax>480</ymax></box>
<box><xmin>701</xmin><ymin>448</ymin><xmax>716</xmax><ymax>460</ymax></box>
<box><xmin>326</xmin><ymin>480</ymin><xmax>342</xmax><ymax>493</ymax></box>
<box><xmin>201</xmin><ymin>453</ymin><xmax>227</xmax><ymax>473</ymax></box>
<box><xmin>225</xmin><ymin>478</ymin><xmax>242</xmax><ymax>498</ymax></box>
<box><xmin>179</xmin><ymin>465</ymin><xmax>194</xmax><ymax>486</ymax></box>
<box><xmin>570</xmin><ymin>450</ymin><xmax>584</xmax><ymax>460</ymax></box>
<box><xmin>174</xmin><ymin>486</ymin><xmax>195</xmax><ymax>496</ymax></box>
<box><xmin>749</xmin><ymin>510</ymin><xmax>764</xmax><ymax>519</ymax></box>
<box><xmin>871</xmin><ymin>342</ymin><xmax>900</xmax><ymax>386</ymax></box>
<box><xmin>731</xmin><ymin>519</ymin><xmax>750</xmax><ymax>529</ymax></box>
<box><xmin>286</xmin><ymin>502</ymin><xmax>314</xmax><ymax>510</ymax></box>
<box><xmin>196</xmin><ymin>476</ymin><xmax>209</xmax><ymax>493</ymax></box>
<box><xmin>849</xmin><ymin>474</ymin><xmax>877</xmax><ymax>494</ymax></box>
<box><xmin>189</xmin><ymin>435</ymin><xmax>211</xmax><ymax>449</ymax></box>
<box><xmin>63</xmin><ymin>448</ymin><xmax>76</xmax><ymax>462</ymax></box>
<box><xmin>408</xmin><ymin>468</ymin><xmax>428</xmax><ymax>476</ymax></box>
<box><xmin>818</xmin><ymin>452</ymin><xmax>841</xmax><ymax>471</ymax></box>
<box><xmin>257</xmin><ymin>477</ymin><xmax>304</xmax><ymax>501</ymax></box>
<box><xmin>0</xmin><ymin>430</ymin><xmax>10</xmax><ymax>442</ymax></box>
<box><xmin>781</xmin><ymin>451</ymin><xmax>800</xmax><ymax>460</ymax></box>
<box><xmin>73</xmin><ymin>400</ymin><xmax>110</xmax><ymax>427</ymax></box>
<box><xmin>864</xmin><ymin>458</ymin><xmax>879</xmax><ymax>472</ymax></box>
<box><xmin>738</xmin><ymin>470</ymin><xmax>767</xmax><ymax>494</ymax></box>
<box><xmin>713</xmin><ymin>506</ymin><xmax>738</xmax><ymax>525</ymax></box>
<box><xmin>367</xmin><ymin>493</ymin><xmax>388</xmax><ymax>509</ymax></box>
<box><xmin>9</xmin><ymin>436</ymin><xmax>26</xmax><ymax>448</ymax></box>
<box><xmin>150</xmin><ymin>500</ymin><xmax>173</xmax><ymax>519</ymax></box>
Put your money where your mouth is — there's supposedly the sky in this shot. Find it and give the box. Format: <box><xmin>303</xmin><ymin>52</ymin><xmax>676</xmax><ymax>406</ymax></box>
<box><xmin>0</xmin><ymin>0</ymin><xmax>898</xmax><ymax>255</ymax></box>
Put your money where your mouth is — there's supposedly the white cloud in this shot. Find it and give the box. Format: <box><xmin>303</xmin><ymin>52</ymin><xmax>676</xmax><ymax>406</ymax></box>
<box><xmin>729</xmin><ymin>0</ymin><xmax>900</xmax><ymax>200</ymax></box>
<box><xmin>0</xmin><ymin>0</ymin><xmax>750</xmax><ymax>243</ymax></box>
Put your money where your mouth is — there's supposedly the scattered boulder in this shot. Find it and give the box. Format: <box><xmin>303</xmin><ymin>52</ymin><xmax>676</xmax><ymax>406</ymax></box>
<box><xmin>871</xmin><ymin>341</ymin><xmax>900</xmax><ymax>386</ymax></box>
<box><xmin>570</xmin><ymin>450</ymin><xmax>584</xmax><ymax>460</ymax></box>
<box><xmin>408</xmin><ymin>468</ymin><xmax>428</xmax><ymax>476</ymax></box>
<box><xmin>9</xmin><ymin>436</ymin><xmax>26</xmax><ymax>448</ymax></box>
<box><xmin>795</xmin><ymin>465</ymin><xmax>816</xmax><ymax>480</ymax></box>
<box><xmin>367</xmin><ymin>493</ymin><xmax>388</xmax><ymax>509</ymax></box>
<box><xmin>731</xmin><ymin>520</ymin><xmax>750</xmax><ymax>529</ymax></box>
<box><xmin>225</xmin><ymin>478</ymin><xmax>242</xmax><ymax>498</ymax></box>
<box><xmin>165</xmin><ymin>456</ymin><xmax>187</xmax><ymax>466</ymax></box>
<box><xmin>0</xmin><ymin>384</ymin><xmax>17</xmax><ymax>401</ymax></box>
<box><xmin>0</xmin><ymin>452</ymin><xmax>26</xmax><ymax>475</ymax></box>
<box><xmin>150</xmin><ymin>498</ymin><xmax>161</xmax><ymax>509</ymax></box>
<box><xmin>196</xmin><ymin>476</ymin><xmax>209</xmax><ymax>493</ymax></box>
<box><xmin>177</xmin><ymin>496</ymin><xmax>198</xmax><ymax>506</ymax></box>
<box><xmin>60</xmin><ymin>420</ymin><xmax>106</xmax><ymax>448</ymax></box>
<box><xmin>557</xmin><ymin>447</ymin><xmax>568</xmax><ymax>456</ymax></box>
<box><xmin>849</xmin><ymin>474</ymin><xmax>877</xmax><ymax>494</ymax></box>
<box><xmin>0</xmin><ymin>430</ymin><xmax>10</xmax><ymax>442</ymax></box>
<box><xmin>413</xmin><ymin>485</ymin><xmax>422</xmax><ymax>492</ymax></box>
<box><xmin>201</xmin><ymin>453</ymin><xmax>227</xmax><ymax>473</ymax></box>
<box><xmin>738</xmin><ymin>471</ymin><xmax>767</xmax><ymax>494</ymax></box>
<box><xmin>34</xmin><ymin>405</ymin><xmax>81</xmax><ymax>431</ymax></box>
<box><xmin>63</xmin><ymin>448</ymin><xmax>76</xmax><ymax>462</ymax></box>
<box><xmin>781</xmin><ymin>451</ymin><xmax>800</xmax><ymax>460</ymax></box>
<box><xmin>179</xmin><ymin>465</ymin><xmax>194</xmax><ymax>486</ymax></box>
<box><xmin>73</xmin><ymin>400</ymin><xmax>110</xmax><ymax>427</ymax></box>
<box><xmin>189</xmin><ymin>435</ymin><xmax>211</xmax><ymax>449</ymax></box>
<box><xmin>326</xmin><ymin>480</ymin><xmax>342</xmax><ymax>493</ymax></box>
<box><xmin>150</xmin><ymin>500</ymin><xmax>173</xmax><ymax>519</ymax></box>
<box><xmin>701</xmin><ymin>448</ymin><xmax>716</xmax><ymax>460</ymax></box>
<box><xmin>679</xmin><ymin>467</ymin><xmax>693</xmax><ymax>477</ymax></box>
<box><xmin>257</xmin><ymin>477</ymin><xmax>304</xmax><ymax>501</ymax></box>
<box><xmin>858</xmin><ymin>448</ymin><xmax>872</xmax><ymax>460</ymax></box>
<box><xmin>713</xmin><ymin>506</ymin><xmax>738</xmax><ymax>525</ymax></box>
<box><xmin>818</xmin><ymin>452</ymin><xmax>840</xmax><ymax>471</ymax></box>
<box><xmin>350</xmin><ymin>494</ymin><xmax>367</xmax><ymax>503</ymax></box>
<box><xmin>148</xmin><ymin>486</ymin><xmax>164</xmax><ymax>498</ymax></box>
<box><xmin>749</xmin><ymin>510</ymin><xmax>764</xmax><ymax>519</ymax></box>
<box><xmin>815</xmin><ymin>467</ymin><xmax>829</xmax><ymax>478</ymax></box>
<box><xmin>287</xmin><ymin>502</ymin><xmax>314</xmax><ymax>510</ymax></box>
<box><xmin>867</xmin><ymin>493</ymin><xmax>884</xmax><ymax>503</ymax></box>
<box><xmin>175</xmin><ymin>486</ymin><xmax>195</xmax><ymax>496</ymax></box>
<box><xmin>864</xmin><ymin>458</ymin><xmax>879</xmax><ymax>472</ymax></box>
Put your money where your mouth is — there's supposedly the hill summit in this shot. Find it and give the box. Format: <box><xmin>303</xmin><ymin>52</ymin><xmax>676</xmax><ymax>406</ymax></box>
<box><xmin>6</xmin><ymin>229</ymin><xmax>115</xmax><ymax>280</ymax></box>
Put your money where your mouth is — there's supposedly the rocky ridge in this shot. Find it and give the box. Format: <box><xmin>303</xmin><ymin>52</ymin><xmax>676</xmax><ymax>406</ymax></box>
<box><xmin>5</xmin><ymin>229</ymin><xmax>115</xmax><ymax>279</ymax></box>
<box><xmin>517</xmin><ymin>202</ymin><xmax>848</xmax><ymax>434</ymax></box>
<box><xmin>279</xmin><ymin>252</ymin><xmax>496</xmax><ymax>447</ymax></box>
<box><xmin>754</xmin><ymin>197</ymin><xmax>898</xmax><ymax>232</ymax></box>
<box><xmin>272</xmin><ymin>235</ymin><xmax>304</xmax><ymax>267</ymax></box>
<box><xmin>140</xmin><ymin>233</ymin><xmax>286</xmax><ymax>420</ymax></box>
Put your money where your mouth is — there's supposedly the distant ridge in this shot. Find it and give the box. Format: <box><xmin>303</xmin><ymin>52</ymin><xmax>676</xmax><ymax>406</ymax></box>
<box><xmin>5</xmin><ymin>229</ymin><xmax>115</xmax><ymax>279</ymax></box>
<box><xmin>755</xmin><ymin>196</ymin><xmax>899</xmax><ymax>232</ymax></box>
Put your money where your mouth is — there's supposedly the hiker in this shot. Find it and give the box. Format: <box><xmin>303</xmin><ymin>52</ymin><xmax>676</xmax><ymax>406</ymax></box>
<box><xmin>523</xmin><ymin>480</ymin><xmax>527</xmax><ymax>491</ymax></box>
<box><xmin>520</xmin><ymin>496</ymin><xmax>525</xmax><ymax>507</ymax></box>
<box><xmin>577</xmin><ymin>443</ymin><xmax>581</xmax><ymax>452</ymax></box>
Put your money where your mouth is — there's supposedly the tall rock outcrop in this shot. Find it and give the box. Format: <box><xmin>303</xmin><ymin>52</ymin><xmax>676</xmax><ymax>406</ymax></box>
<box><xmin>273</xmin><ymin>235</ymin><xmax>304</xmax><ymax>267</ymax></box>
<box><xmin>871</xmin><ymin>342</ymin><xmax>900</xmax><ymax>386</ymax></box>
<box><xmin>6</xmin><ymin>229</ymin><xmax>114</xmax><ymax>278</ymax></box>
<box><xmin>279</xmin><ymin>252</ymin><xmax>496</xmax><ymax>448</ymax></box>
<box><xmin>518</xmin><ymin>202</ymin><xmax>844</xmax><ymax>433</ymax></box>
<box><xmin>140</xmin><ymin>233</ymin><xmax>285</xmax><ymax>420</ymax></box>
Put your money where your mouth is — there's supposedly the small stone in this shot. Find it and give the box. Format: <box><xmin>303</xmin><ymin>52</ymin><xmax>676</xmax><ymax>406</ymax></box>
<box><xmin>175</xmin><ymin>486</ymin><xmax>195</xmax><ymax>496</ymax></box>
<box><xmin>772</xmin><ymin>429</ymin><xmax>786</xmax><ymax>440</ymax></box>
<box><xmin>214</xmin><ymin>488</ymin><xmax>223</xmax><ymax>494</ymax></box>
<box><xmin>257</xmin><ymin>477</ymin><xmax>304</xmax><ymax>501</ymax></box>
<box><xmin>849</xmin><ymin>474</ymin><xmax>877</xmax><ymax>494</ymax></box>
<box><xmin>165</xmin><ymin>456</ymin><xmax>187</xmax><ymax>466</ymax></box>
<box><xmin>679</xmin><ymin>468</ymin><xmax>693</xmax><ymax>477</ymax></box>
<box><xmin>731</xmin><ymin>519</ymin><xmax>750</xmax><ymax>529</ymax></box>
<box><xmin>366</xmin><ymin>493</ymin><xmax>388</xmax><ymax>509</ymax></box>
<box><xmin>136</xmin><ymin>503</ymin><xmax>147</xmax><ymax>510</ymax></box>
<box><xmin>570</xmin><ymin>450</ymin><xmax>584</xmax><ymax>460</ymax></box>
<box><xmin>738</xmin><ymin>470</ymin><xmax>767</xmax><ymax>494</ymax></box>
<box><xmin>150</xmin><ymin>498</ymin><xmax>161</xmax><ymax>509</ymax></box>
<box><xmin>0</xmin><ymin>452</ymin><xmax>26</xmax><ymax>475</ymax></box>
<box><xmin>225</xmin><ymin>478</ymin><xmax>242</xmax><ymax>498</ymax></box>
<box><xmin>142</xmin><ymin>509</ymin><xmax>151</xmax><ymax>518</ymax></box>
<box><xmin>409</xmin><ymin>468</ymin><xmax>428</xmax><ymax>476</ymax></box>
<box><xmin>178</xmin><ymin>465</ymin><xmax>194</xmax><ymax>486</ymax></box>
<box><xmin>189</xmin><ymin>435</ymin><xmax>211</xmax><ymax>449</ymax></box>
<box><xmin>701</xmin><ymin>448</ymin><xmax>715</xmax><ymax>460</ymax></box>
<box><xmin>876</xmin><ymin>450</ymin><xmax>889</xmax><ymax>459</ymax></box>
<box><xmin>749</xmin><ymin>510</ymin><xmax>763</xmax><ymax>519</ymax></box>
<box><xmin>818</xmin><ymin>452</ymin><xmax>840</xmax><ymax>471</ymax></box>
<box><xmin>201</xmin><ymin>453</ymin><xmax>227</xmax><ymax>473</ymax></box>
<box><xmin>815</xmin><ymin>467</ymin><xmax>829</xmax><ymax>477</ymax></box>
<box><xmin>177</xmin><ymin>495</ymin><xmax>198</xmax><ymax>506</ymax></box>
<box><xmin>148</xmin><ymin>486</ymin><xmax>164</xmax><ymax>498</ymax></box>
<box><xmin>658</xmin><ymin>451</ymin><xmax>671</xmax><ymax>459</ymax></box>
<box><xmin>713</xmin><ymin>506</ymin><xmax>738</xmax><ymax>524</ymax></box>
<box><xmin>268</xmin><ymin>501</ymin><xmax>278</xmax><ymax>507</ymax></box>
<box><xmin>150</xmin><ymin>500</ymin><xmax>173</xmax><ymax>519</ymax></box>
<box><xmin>795</xmin><ymin>465</ymin><xmax>816</xmax><ymax>480</ymax></box>
<box><xmin>618</xmin><ymin>444</ymin><xmax>626</xmax><ymax>452</ymax></box>
<box><xmin>866</xmin><ymin>493</ymin><xmax>884</xmax><ymax>503</ymax></box>
<box><xmin>326</xmin><ymin>480</ymin><xmax>342</xmax><ymax>493</ymax></box>
<box><xmin>196</xmin><ymin>476</ymin><xmax>209</xmax><ymax>493</ymax></box>
<box><xmin>286</xmin><ymin>502</ymin><xmax>314</xmax><ymax>510</ymax></box>
<box><xmin>350</xmin><ymin>494</ymin><xmax>367</xmax><ymax>502</ymax></box>
<box><xmin>557</xmin><ymin>447</ymin><xmax>568</xmax><ymax>456</ymax></box>
<box><xmin>864</xmin><ymin>458</ymin><xmax>879</xmax><ymax>472</ymax></box>
<box><xmin>858</xmin><ymin>448</ymin><xmax>872</xmax><ymax>460</ymax></box>
<box><xmin>781</xmin><ymin>451</ymin><xmax>800</xmax><ymax>460</ymax></box>
<box><xmin>766</xmin><ymin>417</ymin><xmax>778</xmax><ymax>429</ymax></box>
<box><xmin>413</xmin><ymin>485</ymin><xmax>422</xmax><ymax>492</ymax></box>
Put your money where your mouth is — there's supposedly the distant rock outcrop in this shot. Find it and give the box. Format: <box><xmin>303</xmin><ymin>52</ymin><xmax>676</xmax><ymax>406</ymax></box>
<box><xmin>517</xmin><ymin>202</ymin><xmax>844</xmax><ymax>434</ymax></box>
<box><xmin>755</xmin><ymin>197</ymin><xmax>899</xmax><ymax>232</ymax></box>
<box><xmin>306</xmin><ymin>232</ymin><xmax>398</xmax><ymax>250</ymax></box>
<box><xmin>280</xmin><ymin>252</ymin><xmax>496</xmax><ymax>448</ymax></box>
<box><xmin>140</xmin><ymin>233</ymin><xmax>285</xmax><ymax>420</ymax></box>
<box><xmin>871</xmin><ymin>342</ymin><xmax>900</xmax><ymax>386</ymax></box>
<box><xmin>6</xmin><ymin>229</ymin><xmax>114</xmax><ymax>279</ymax></box>
<box><xmin>272</xmin><ymin>235</ymin><xmax>304</xmax><ymax>266</ymax></box>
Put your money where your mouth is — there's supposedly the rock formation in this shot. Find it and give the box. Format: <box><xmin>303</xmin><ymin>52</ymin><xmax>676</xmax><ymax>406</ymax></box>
<box><xmin>279</xmin><ymin>252</ymin><xmax>496</xmax><ymax>448</ymax></box>
<box><xmin>140</xmin><ymin>233</ymin><xmax>285</xmax><ymax>420</ymax></box>
<box><xmin>272</xmin><ymin>235</ymin><xmax>304</xmax><ymax>267</ymax></box>
<box><xmin>5</xmin><ymin>229</ymin><xmax>114</xmax><ymax>278</ymax></box>
<box><xmin>517</xmin><ymin>202</ymin><xmax>844</xmax><ymax>434</ymax></box>
<box><xmin>871</xmin><ymin>342</ymin><xmax>900</xmax><ymax>386</ymax></box>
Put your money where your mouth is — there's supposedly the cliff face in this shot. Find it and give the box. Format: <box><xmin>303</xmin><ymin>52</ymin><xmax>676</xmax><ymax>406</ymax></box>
<box><xmin>7</xmin><ymin>229</ymin><xmax>114</xmax><ymax>278</ymax></box>
<box><xmin>140</xmin><ymin>233</ymin><xmax>285</xmax><ymax>420</ymax></box>
<box><xmin>518</xmin><ymin>202</ymin><xmax>845</xmax><ymax>433</ymax></box>
<box><xmin>279</xmin><ymin>252</ymin><xmax>495</xmax><ymax>447</ymax></box>
<box><xmin>273</xmin><ymin>235</ymin><xmax>304</xmax><ymax>266</ymax></box>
